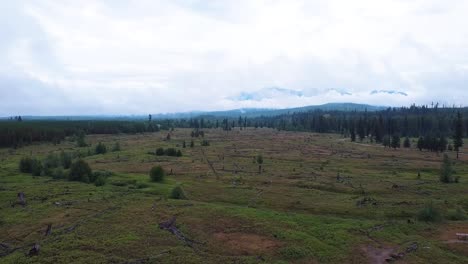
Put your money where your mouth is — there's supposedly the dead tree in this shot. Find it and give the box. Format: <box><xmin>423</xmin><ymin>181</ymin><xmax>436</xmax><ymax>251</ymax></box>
<box><xmin>45</xmin><ymin>224</ymin><xmax>52</xmax><ymax>236</ymax></box>
<box><xmin>18</xmin><ymin>192</ymin><xmax>26</xmax><ymax>206</ymax></box>
<box><xmin>28</xmin><ymin>243</ymin><xmax>40</xmax><ymax>256</ymax></box>
<box><xmin>158</xmin><ymin>217</ymin><xmax>201</xmax><ymax>248</ymax></box>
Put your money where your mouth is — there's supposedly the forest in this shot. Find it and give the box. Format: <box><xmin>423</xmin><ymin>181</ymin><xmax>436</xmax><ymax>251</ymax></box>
<box><xmin>1</xmin><ymin>105</ymin><xmax>466</xmax><ymax>149</ymax></box>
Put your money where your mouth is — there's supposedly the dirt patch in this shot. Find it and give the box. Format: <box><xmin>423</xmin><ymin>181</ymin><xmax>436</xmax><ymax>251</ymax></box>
<box><xmin>437</xmin><ymin>223</ymin><xmax>468</xmax><ymax>256</ymax></box>
<box><xmin>361</xmin><ymin>245</ymin><xmax>395</xmax><ymax>264</ymax></box>
<box><xmin>439</xmin><ymin>223</ymin><xmax>468</xmax><ymax>242</ymax></box>
<box><xmin>212</xmin><ymin>232</ymin><xmax>281</xmax><ymax>255</ymax></box>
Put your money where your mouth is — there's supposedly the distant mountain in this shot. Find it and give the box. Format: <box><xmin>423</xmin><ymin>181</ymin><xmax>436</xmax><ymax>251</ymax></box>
<box><xmin>153</xmin><ymin>103</ymin><xmax>386</xmax><ymax>119</ymax></box>
<box><xmin>3</xmin><ymin>103</ymin><xmax>387</xmax><ymax>121</ymax></box>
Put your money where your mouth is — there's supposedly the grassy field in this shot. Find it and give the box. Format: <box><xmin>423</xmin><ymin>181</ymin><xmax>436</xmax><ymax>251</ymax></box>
<box><xmin>1</xmin><ymin>128</ymin><xmax>467</xmax><ymax>263</ymax></box>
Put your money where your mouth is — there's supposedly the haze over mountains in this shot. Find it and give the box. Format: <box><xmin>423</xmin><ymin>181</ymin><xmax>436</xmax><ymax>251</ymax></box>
<box><xmin>10</xmin><ymin>103</ymin><xmax>388</xmax><ymax>120</ymax></box>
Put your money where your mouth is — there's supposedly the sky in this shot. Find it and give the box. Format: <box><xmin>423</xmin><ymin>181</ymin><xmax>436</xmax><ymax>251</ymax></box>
<box><xmin>1</xmin><ymin>0</ymin><xmax>468</xmax><ymax>116</ymax></box>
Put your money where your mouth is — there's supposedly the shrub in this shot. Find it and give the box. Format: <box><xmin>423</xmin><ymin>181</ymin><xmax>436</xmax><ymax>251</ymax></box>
<box><xmin>417</xmin><ymin>202</ymin><xmax>442</xmax><ymax>222</ymax></box>
<box><xmin>90</xmin><ymin>170</ymin><xmax>112</xmax><ymax>183</ymax></box>
<box><xmin>52</xmin><ymin>167</ymin><xmax>66</xmax><ymax>179</ymax></box>
<box><xmin>176</xmin><ymin>150</ymin><xmax>182</xmax><ymax>157</ymax></box>
<box><xmin>19</xmin><ymin>157</ymin><xmax>34</xmax><ymax>173</ymax></box>
<box><xmin>447</xmin><ymin>207</ymin><xmax>467</xmax><ymax>221</ymax></box>
<box><xmin>150</xmin><ymin>166</ymin><xmax>165</xmax><ymax>182</ymax></box>
<box><xmin>256</xmin><ymin>154</ymin><xmax>264</xmax><ymax>164</ymax></box>
<box><xmin>280</xmin><ymin>246</ymin><xmax>309</xmax><ymax>260</ymax></box>
<box><xmin>69</xmin><ymin>159</ymin><xmax>92</xmax><ymax>183</ymax></box>
<box><xmin>60</xmin><ymin>151</ymin><xmax>72</xmax><ymax>169</ymax></box>
<box><xmin>94</xmin><ymin>175</ymin><xmax>107</xmax><ymax>186</ymax></box>
<box><xmin>42</xmin><ymin>153</ymin><xmax>60</xmax><ymax>176</ymax></box>
<box><xmin>112</xmin><ymin>142</ymin><xmax>121</xmax><ymax>152</ymax></box>
<box><xmin>31</xmin><ymin>160</ymin><xmax>43</xmax><ymax>176</ymax></box>
<box><xmin>136</xmin><ymin>182</ymin><xmax>149</xmax><ymax>189</ymax></box>
<box><xmin>165</xmin><ymin>148</ymin><xmax>177</xmax><ymax>156</ymax></box>
<box><xmin>170</xmin><ymin>186</ymin><xmax>187</xmax><ymax>199</ymax></box>
<box><xmin>76</xmin><ymin>131</ymin><xmax>87</xmax><ymax>147</ymax></box>
<box><xmin>201</xmin><ymin>140</ymin><xmax>210</xmax><ymax>146</ymax></box>
<box><xmin>156</xmin><ymin>148</ymin><xmax>165</xmax><ymax>156</ymax></box>
<box><xmin>95</xmin><ymin>142</ymin><xmax>107</xmax><ymax>155</ymax></box>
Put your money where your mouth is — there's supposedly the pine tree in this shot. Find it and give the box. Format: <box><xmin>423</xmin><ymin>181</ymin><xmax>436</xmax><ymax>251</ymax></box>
<box><xmin>440</xmin><ymin>154</ymin><xmax>455</xmax><ymax>183</ymax></box>
<box><xmin>417</xmin><ymin>137</ymin><xmax>424</xmax><ymax>151</ymax></box>
<box><xmin>403</xmin><ymin>137</ymin><xmax>411</xmax><ymax>148</ymax></box>
<box><xmin>391</xmin><ymin>135</ymin><xmax>400</xmax><ymax>149</ymax></box>
<box><xmin>454</xmin><ymin>111</ymin><xmax>464</xmax><ymax>159</ymax></box>
<box><xmin>350</xmin><ymin>125</ymin><xmax>356</xmax><ymax>142</ymax></box>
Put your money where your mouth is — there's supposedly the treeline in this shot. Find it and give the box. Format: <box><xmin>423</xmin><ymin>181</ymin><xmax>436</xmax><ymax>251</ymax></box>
<box><xmin>0</xmin><ymin>120</ymin><xmax>161</xmax><ymax>148</ymax></box>
<box><xmin>2</xmin><ymin>105</ymin><xmax>466</xmax><ymax>149</ymax></box>
<box><xmin>158</xmin><ymin>105</ymin><xmax>468</xmax><ymax>140</ymax></box>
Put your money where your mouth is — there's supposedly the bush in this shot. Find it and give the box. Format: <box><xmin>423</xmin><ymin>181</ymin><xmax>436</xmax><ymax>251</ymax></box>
<box><xmin>156</xmin><ymin>148</ymin><xmax>165</xmax><ymax>156</ymax></box>
<box><xmin>165</xmin><ymin>148</ymin><xmax>177</xmax><ymax>156</ymax></box>
<box><xmin>42</xmin><ymin>153</ymin><xmax>60</xmax><ymax>176</ymax></box>
<box><xmin>112</xmin><ymin>142</ymin><xmax>121</xmax><ymax>152</ymax></box>
<box><xmin>447</xmin><ymin>207</ymin><xmax>467</xmax><ymax>221</ymax></box>
<box><xmin>170</xmin><ymin>186</ymin><xmax>187</xmax><ymax>199</ymax></box>
<box><xmin>52</xmin><ymin>167</ymin><xmax>66</xmax><ymax>179</ymax></box>
<box><xmin>69</xmin><ymin>159</ymin><xmax>92</xmax><ymax>183</ymax></box>
<box><xmin>201</xmin><ymin>140</ymin><xmax>210</xmax><ymax>146</ymax></box>
<box><xmin>31</xmin><ymin>159</ymin><xmax>43</xmax><ymax>176</ymax></box>
<box><xmin>60</xmin><ymin>151</ymin><xmax>72</xmax><ymax>169</ymax></box>
<box><xmin>176</xmin><ymin>150</ymin><xmax>182</xmax><ymax>157</ymax></box>
<box><xmin>90</xmin><ymin>170</ymin><xmax>112</xmax><ymax>183</ymax></box>
<box><xmin>280</xmin><ymin>246</ymin><xmax>309</xmax><ymax>260</ymax></box>
<box><xmin>19</xmin><ymin>157</ymin><xmax>34</xmax><ymax>173</ymax></box>
<box><xmin>95</xmin><ymin>142</ymin><xmax>107</xmax><ymax>155</ymax></box>
<box><xmin>150</xmin><ymin>166</ymin><xmax>165</xmax><ymax>182</ymax></box>
<box><xmin>417</xmin><ymin>202</ymin><xmax>442</xmax><ymax>222</ymax></box>
<box><xmin>136</xmin><ymin>182</ymin><xmax>149</xmax><ymax>189</ymax></box>
<box><xmin>94</xmin><ymin>175</ymin><xmax>107</xmax><ymax>186</ymax></box>
<box><xmin>76</xmin><ymin>131</ymin><xmax>87</xmax><ymax>147</ymax></box>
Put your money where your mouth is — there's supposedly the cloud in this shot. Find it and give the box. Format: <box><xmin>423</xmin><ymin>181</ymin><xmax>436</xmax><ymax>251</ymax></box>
<box><xmin>230</xmin><ymin>87</ymin><xmax>304</xmax><ymax>101</ymax></box>
<box><xmin>0</xmin><ymin>0</ymin><xmax>467</xmax><ymax>115</ymax></box>
<box><xmin>370</xmin><ymin>90</ymin><xmax>408</xmax><ymax>96</ymax></box>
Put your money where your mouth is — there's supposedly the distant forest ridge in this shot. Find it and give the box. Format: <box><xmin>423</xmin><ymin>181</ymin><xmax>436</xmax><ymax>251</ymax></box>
<box><xmin>2</xmin><ymin>103</ymin><xmax>386</xmax><ymax>120</ymax></box>
<box><xmin>0</xmin><ymin>103</ymin><xmax>466</xmax><ymax>148</ymax></box>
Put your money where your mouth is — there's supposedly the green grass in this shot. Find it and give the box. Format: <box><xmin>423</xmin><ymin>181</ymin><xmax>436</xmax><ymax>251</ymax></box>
<box><xmin>1</xmin><ymin>128</ymin><xmax>467</xmax><ymax>263</ymax></box>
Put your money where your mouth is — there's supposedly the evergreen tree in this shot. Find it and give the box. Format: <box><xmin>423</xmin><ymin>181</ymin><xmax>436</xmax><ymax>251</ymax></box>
<box><xmin>440</xmin><ymin>154</ymin><xmax>455</xmax><ymax>183</ymax></box>
<box><xmin>454</xmin><ymin>111</ymin><xmax>464</xmax><ymax>159</ymax></box>
<box><xmin>417</xmin><ymin>137</ymin><xmax>424</xmax><ymax>151</ymax></box>
<box><xmin>383</xmin><ymin>135</ymin><xmax>391</xmax><ymax>148</ymax></box>
<box><xmin>69</xmin><ymin>159</ymin><xmax>92</xmax><ymax>183</ymax></box>
<box><xmin>150</xmin><ymin>166</ymin><xmax>165</xmax><ymax>182</ymax></box>
<box><xmin>403</xmin><ymin>137</ymin><xmax>411</xmax><ymax>148</ymax></box>
<box><xmin>391</xmin><ymin>135</ymin><xmax>400</xmax><ymax>149</ymax></box>
<box><xmin>350</xmin><ymin>125</ymin><xmax>356</xmax><ymax>142</ymax></box>
<box><xmin>95</xmin><ymin>142</ymin><xmax>107</xmax><ymax>154</ymax></box>
<box><xmin>357</xmin><ymin>118</ymin><xmax>365</xmax><ymax>141</ymax></box>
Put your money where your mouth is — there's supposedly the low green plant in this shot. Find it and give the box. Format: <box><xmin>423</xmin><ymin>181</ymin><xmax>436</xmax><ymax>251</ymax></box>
<box><xmin>150</xmin><ymin>166</ymin><xmax>165</xmax><ymax>182</ymax></box>
<box><xmin>417</xmin><ymin>201</ymin><xmax>442</xmax><ymax>222</ymax></box>
<box><xmin>94</xmin><ymin>175</ymin><xmax>107</xmax><ymax>186</ymax></box>
<box><xmin>170</xmin><ymin>185</ymin><xmax>187</xmax><ymax>199</ymax></box>
<box><xmin>447</xmin><ymin>207</ymin><xmax>467</xmax><ymax>221</ymax></box>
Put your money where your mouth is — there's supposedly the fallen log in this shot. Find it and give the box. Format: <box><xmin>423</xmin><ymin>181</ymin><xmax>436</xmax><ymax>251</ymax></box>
<box><xmin>45</xmin><ymin>224</ymin><xmax>52</xmax><ymax>237</ymax></box>
<box><xmin>28</xmin><ymin>243</ymin><xmax>40</xmax><ymax>256</ymax></box>
<box><xmin>158</xmin><ymin>217</ymin><xmax>202</xmax><ymax>248</ymax></box>
<box><xmin>385</xmin><ymin>242</ymin><xmax>418</xmax><ymax>262</ymax></box>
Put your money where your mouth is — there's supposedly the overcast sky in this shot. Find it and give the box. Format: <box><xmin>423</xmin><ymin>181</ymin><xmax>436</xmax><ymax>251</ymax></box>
<box><xmin>1</xmin><ymin>0</ymin><xmax>467</xmax><ymax>115</ymax></box>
